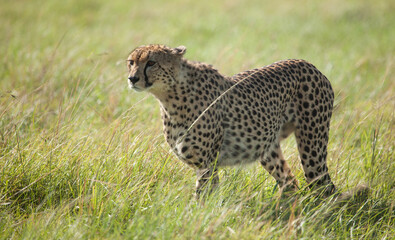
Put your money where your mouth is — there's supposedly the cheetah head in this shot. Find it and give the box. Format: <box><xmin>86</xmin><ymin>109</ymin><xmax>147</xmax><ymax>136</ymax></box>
<box><xmin>126</xmin><ymin>44</ymin><xmax>186</xmax><ymax>93</ymax></box>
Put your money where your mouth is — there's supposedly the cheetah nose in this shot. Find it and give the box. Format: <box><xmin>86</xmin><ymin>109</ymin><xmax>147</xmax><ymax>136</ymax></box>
<box><xmin>128</xmin><ymin>76</ymin><xmax>140</xmax><ymax>84</ymax></box>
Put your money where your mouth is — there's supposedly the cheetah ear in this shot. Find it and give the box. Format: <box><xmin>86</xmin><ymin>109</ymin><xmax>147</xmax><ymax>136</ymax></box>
<box><xmin>172</xmin><ymin>46</ymin><xmax>186</xmax><ymax>56</ymax></box>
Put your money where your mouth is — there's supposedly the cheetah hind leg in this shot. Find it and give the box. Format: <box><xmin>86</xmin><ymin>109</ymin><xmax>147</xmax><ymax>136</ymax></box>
<box><xmin>295</xmin><ymin>126</ymin><xmax>336</xmax><ymax>197</ymax></box>
<box><xmin>260</xmin><ymin>143</ymin><xmax>299</xmax><ymax>194</ymax></box>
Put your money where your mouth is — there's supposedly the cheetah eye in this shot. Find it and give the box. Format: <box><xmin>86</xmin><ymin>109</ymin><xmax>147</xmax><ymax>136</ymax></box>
<box><xmin>128</xmin><ymin>60</ymin><xmax>134</xmax><ymax>66</ymax></box>
<box><xmin>146</xmin><ymin>60</ymin><xmax>156</xmax><ymax>67</ymax></box>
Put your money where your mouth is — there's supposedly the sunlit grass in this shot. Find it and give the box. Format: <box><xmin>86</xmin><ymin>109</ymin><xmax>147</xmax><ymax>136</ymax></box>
<box><xmin>1</xmin><ymin>0</ymin><xmax>394</xmax><ymax>239</ymax></box>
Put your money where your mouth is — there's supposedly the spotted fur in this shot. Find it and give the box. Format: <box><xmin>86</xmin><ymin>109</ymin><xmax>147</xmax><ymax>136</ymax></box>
<box><xmin>126</xmin><ymin>44</ymin><xmax>336</xmax><ymax>198</ymax></box>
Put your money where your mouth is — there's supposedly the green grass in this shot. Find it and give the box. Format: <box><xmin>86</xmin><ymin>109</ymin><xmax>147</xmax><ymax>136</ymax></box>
<box><xmin>1</xmin><ymin>0</ymin><xmax>394</xmax><ymax>239</ymax></box>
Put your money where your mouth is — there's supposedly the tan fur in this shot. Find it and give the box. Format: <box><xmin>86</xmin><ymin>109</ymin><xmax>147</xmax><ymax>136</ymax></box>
<box><xmin>127</xmin><ymin>45</ymin><xmax>336</xmax><ymax>198</ymax></box>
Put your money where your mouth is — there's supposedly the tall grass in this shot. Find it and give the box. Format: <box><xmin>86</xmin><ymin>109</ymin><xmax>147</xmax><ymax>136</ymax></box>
<box><xmin>1</xmin><ymin>0</ymin><xmax>394</xmax><ymax>239</ymax></box>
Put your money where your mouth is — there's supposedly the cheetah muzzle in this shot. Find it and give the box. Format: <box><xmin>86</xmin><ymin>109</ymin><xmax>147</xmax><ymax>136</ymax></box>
<box><xmin>126</xmin><ymin>44</ymin><xmax>336</xmax><ymax>199</ymax></box>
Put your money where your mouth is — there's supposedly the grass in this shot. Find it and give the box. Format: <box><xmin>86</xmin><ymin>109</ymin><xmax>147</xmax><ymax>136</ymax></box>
<box><xmin>0</xmin><ymin>0</ymin><xmax>394</xmax><ymax>239</ymax></box>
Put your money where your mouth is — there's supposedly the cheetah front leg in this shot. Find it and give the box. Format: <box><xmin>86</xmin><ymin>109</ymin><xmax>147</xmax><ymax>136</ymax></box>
<box><xmin>195</xmin><ymin>167</ymin><xmax>219</xmax><ymax>200</ymax></box>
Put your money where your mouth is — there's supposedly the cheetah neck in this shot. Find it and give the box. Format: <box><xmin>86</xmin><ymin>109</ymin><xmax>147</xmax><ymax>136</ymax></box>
<box><xmin>154</xmin><ymin>59</ymin><xmax>228</xmax><ymax>134</ymax></box>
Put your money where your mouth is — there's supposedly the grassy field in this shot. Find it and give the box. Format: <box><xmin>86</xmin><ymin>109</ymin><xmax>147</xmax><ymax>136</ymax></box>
<box><xmin>1</xmin><ymin>0</ymin><xmax>394</xmax><ymax>239</ymax></box>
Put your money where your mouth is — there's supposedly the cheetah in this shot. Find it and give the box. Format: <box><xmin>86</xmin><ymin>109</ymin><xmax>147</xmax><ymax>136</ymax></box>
<box><xmin>126</xmin><ymin>44</ymin><xmax>336</xmax><ymax>198</ymax></box>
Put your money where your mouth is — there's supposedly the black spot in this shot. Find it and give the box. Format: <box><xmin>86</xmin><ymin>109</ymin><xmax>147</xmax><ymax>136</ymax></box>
<box><xmin>308</xmin><ymin>172</ymin><xmax>314</xmax><ymax>179</ymax></box>
<box><xmin>181</xmin><ymin>146</ymin><xmax>188</xmax><ymax>153</ymax></box>
<box><xmin>309</xmin><ymin>160</ymin><xmax>315</xmax><ymax>167</ymax></box>
<box><xmin>323</xmin><ymin>165</ymin><xmax>327</xmax><ymax>172</ymax></box>
<box><xmin>312</xmin><ymin>150</ymin><xmax>317</xmax><ymax>157</ymax></box>
<box><xmin>243</xmin><ymin>153</ymin><xmax>250</xmax><ymax>159</ymax></box>
<box><xmin>302</xmin><ymin>85</ymin><xmax>309</xmax><ymax>92</ymax></box>
<box><xmin>304</xmin><ymin>146</ymin><xmax>310</xmax><ymax>153</ymax></box>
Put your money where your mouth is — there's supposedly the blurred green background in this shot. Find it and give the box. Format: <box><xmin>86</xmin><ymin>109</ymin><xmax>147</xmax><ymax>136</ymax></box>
<box><xmin>0</xmin><ymin>0</ymin><xmax>394</xmax><ymax>239</ymax></box>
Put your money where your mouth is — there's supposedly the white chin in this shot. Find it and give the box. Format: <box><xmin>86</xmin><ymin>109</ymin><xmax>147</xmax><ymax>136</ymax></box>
<box><xmin>129</xmin><ymin>85</ymin><xmax>143</xmax><ymax>92</ymax></box>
